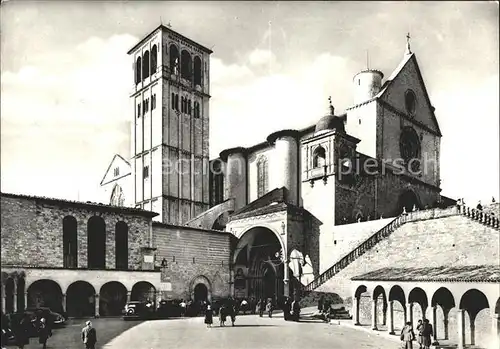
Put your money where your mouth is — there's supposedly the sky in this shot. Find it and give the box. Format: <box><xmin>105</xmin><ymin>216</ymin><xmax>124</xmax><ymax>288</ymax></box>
<box><xmin>1</xmin><ymin>1</ymin><xmax>499</xmax><ymax>206</ymax></box>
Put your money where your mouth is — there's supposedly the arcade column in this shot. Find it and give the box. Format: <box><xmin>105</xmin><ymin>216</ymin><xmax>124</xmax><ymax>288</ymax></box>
<box><xmin>387</xmin><ymin>300</ymin><xmax>395</xmax><ymax>335</ymax></box>
<box><xmin>94</xmin><ymin>294</ymin><xmax>100</xmax><ymax>318</ymax></box>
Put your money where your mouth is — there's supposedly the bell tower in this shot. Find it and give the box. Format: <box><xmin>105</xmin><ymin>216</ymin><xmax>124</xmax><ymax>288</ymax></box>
<box><xmin>128</xmin><ymin>25</ymin><xmax>212</xmax><ymax>224</ymax></box>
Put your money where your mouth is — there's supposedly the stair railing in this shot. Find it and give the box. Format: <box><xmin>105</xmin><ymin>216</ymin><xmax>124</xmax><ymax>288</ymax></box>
<box><xmin>303</xmin><ymin>215</ymin><xmax>407</xmax><ymax>292</ymax></box>
<box><xmin>457</xmin><ymin>204</ymin><xmax>499</xmax><ymax>229</ymax></box>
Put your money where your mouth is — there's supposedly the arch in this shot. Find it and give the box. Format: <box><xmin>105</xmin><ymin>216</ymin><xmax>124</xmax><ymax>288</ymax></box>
<box><xmin>408</xmin><ymin>287</ymin><xmax>428</xmax><ymax>308</ymax></box>
<box><xmin>26</xmin><ymin>279</ymin><xmax>63</xmax><ymax>313</ymax></box>
<box><xmin>63</xmin><ymin>215</ymin><xmax>78</xmax><ymax>268</ymax></box>
<box><xmin>5</xmin><ymin>278</ymin><xmax>14</xmax><ymax>313</ymax></box>
<box><xmin>130</xmin><ymin>281</ymin><xmax>156</xmax><ymax>303</ymax></box>
<box><xmin>459</xmin><ymin>289</ymin><xmax>489</xmax><ymax>318</ymax></box>
<box><xmin>110</xmin><ymin>184</ymin><xmax>125</xmax><ymax>206</ymax></box>
<box><xmin>194</xmin><ymin>56</ymin><xmax>202</xmax><ymax>86</ymax></box>
<box><xmin>355</xmin><ymin>285</ymin><xmax>368</xmax><ymax>298</ymax></box>
<box><xmin>135</xmin><ymin>56</ymin><xmax>141</xmax><ymax>84</ymax></box>
<box><xmin>115</xmin><ymin>221</ymin><xmax>128</xmax><ymax>270</ymax></box>
<box><xmin>372</xmin><ymin>285</ymin><xmax>387</xmax><ymax>300</ymax></box>
<box><xmin>190</xmin><ymin>276</ymin><xmax>212</xmax><ymax>303</ymax></box>
<box><xmin>399</xmin><ymin>189</ymin><xmax>421</xmax><ymax>213</ymax></box>
<box><xmin>169</xmin><ymin>44</ymin><xmax>179</xmax><ymax>74</ymax></box>
<box><xmin>66</xmin><ymin>281</ymin><xmax>96</xmax><ymax>317</ymax></box>
<box><xmin>142</xmin><ymin>50</ymin><xmax>150</xmax><ymax>79</ymax></box>
<box><xmin>180</xmin><ymin>50</ymin><xmax>192</xmax><ymax>80</ymax></box>
<box><xmin>211</xmin><ymin>211</ymin><xmax>232</xmax><ymax>231</ymax></box>
<box><xmin>313</xmin><ymin>145</ymin><xmax>326</xmax><ymax>168</ymax></box>
<box><xmin>431</xmin><ymin>287</ymin><xmax>455</xmax><ymax>309</ymax></box>
<box><xmin>150</xmin><ymin>45</ymin><xmax>158</xmax><ymax>75</ymax></box>
<box><xmin>99</xmin><ymin>281</ymin><xmax>127</xmax><ymax>317</ymax></box>
<box><xmin>256</xmin><ymin>156</ymin><xmax>269</xmax><ymax>198</ymax></box>
<box><xmin>232</xmin><ymin>226</ymin><xmax>285</xmax><ymax>301</ymax></box>
<box><xmin>388</xmin><ymin>285</ymin><xmax>406</xmax><ymax>304</ymax></box>
<box><xmin>87</xmin><ymin>216</ymin><xmax>106</xmax><ymax>269</ymax></box>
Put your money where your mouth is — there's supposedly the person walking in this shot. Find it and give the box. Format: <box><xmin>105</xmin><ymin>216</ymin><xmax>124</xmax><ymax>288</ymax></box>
<box><xmin>416</xmin><ymin>319</ymin><xmax>424</xmax><ymax>349</ymax></box>
<box><xmin>400</xmin><ymin>322</ymin><xmax>416</xmax><ymax>349</ymax></box>
<box><xmin>81</xmin><ymin>321</ymin><xmax>97</xmax><ymax>349</ymax></box>
<box><xmin>204</xmin><ymin>305</ymin><xmax>213</xmax><ymax>328</ymax></box>
<box><xmin>266</xmin><ymin>299</ymin><xmax>273</xmax><ymax>318</ymax></box>
<box><xmin>38</xmin><ymin>318</ymin><xmax>52</xmax><ymax>349</ymax></box>
<box><xmin>256</xmin><ymin>299</ymin><xmax>263</xmax><ymax>317</ymax></box>
<box><xmin>14</xmin><ymin>314</ymin><xmax>30</xmax><ymax>349</ymax></box>
<box><xmin>421</xmin><ymin>319</ymin><xmax>434</xmax><ymax>349</ymax></box>
<box><xmin>179</xmin><ymin>299</ymin><xmax>186</xmax><ymax>317</ymax></box>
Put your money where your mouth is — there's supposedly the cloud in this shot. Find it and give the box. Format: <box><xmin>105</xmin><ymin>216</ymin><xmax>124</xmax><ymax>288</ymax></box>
<box><xmin>1</xmin><ymin>34</ymin><xmax>137</xmax><ymax>201</ymax></box>
<box><xmin>248</xmin><ymin>49</ymin><xmax>277</xmax><ymax>67</ymax></box>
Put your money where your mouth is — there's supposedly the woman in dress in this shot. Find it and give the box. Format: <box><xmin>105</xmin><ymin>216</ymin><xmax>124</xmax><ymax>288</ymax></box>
<box><xmin>204</xmin><ymin>305</ymin><xmax>213</xmax><ymax>328</ymax></box>
<box><xmin>219</xmin><ymin>304</ymin><xmax>227</xmax><ymax>327</ymax></box>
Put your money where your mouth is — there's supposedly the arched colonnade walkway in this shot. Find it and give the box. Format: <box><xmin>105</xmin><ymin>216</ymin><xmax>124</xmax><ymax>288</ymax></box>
<box><xmin>1</xmin><ymin>268</ymin><xmax>160</xmax><ymax>317</ymax></box>
<box><xmin>351</xmin><ymin>266</ymin><xmax>500</xmax><ymax>349</ymax></box>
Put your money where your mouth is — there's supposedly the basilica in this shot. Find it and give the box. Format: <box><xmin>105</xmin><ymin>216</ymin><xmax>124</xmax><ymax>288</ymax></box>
<box><xmin>2</xmin><ymin>25</ymin><xmax>499</xmax><ymax>349</ymax></box>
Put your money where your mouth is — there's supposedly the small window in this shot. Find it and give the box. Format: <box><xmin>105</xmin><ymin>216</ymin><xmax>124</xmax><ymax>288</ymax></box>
<box><xmin>151</xmin><ymin>94</ymin><xmax>156</xmax><ymax>111</ymax></box>
<box><xmin>113</xmin><ymin>167</ymin><xmax>120</xmax><ymax>177</ymax></box>
<box><xmin>143</xmin><ymin>165</ymin><xmax>150</xmax><ymax>179</ymax></box>
<box><xmin>358</xmin><ymin>119</ymin><xmax>361</xmax><ymax>125</ymax></box>
<box><xmin>313</xmin><ymin>146</ymin><xmax>326</xmax><ymax>168</ymax></box>
<box><xmin>175</xmin><ymin>94</ymin><xmax>179</xmax><ymax>111</ymax></box>
<box><xmin>188</xmin><ymin>99</ymin><xmax>192</xmax><ymax>115</ymax></box>
<box><xmin>358</xmin><ymin>79</ymin><xmax>360</xmax><ymax>85</ymax></box>
<box><xmin>171</xmin><ymin>93</ymin><xmax>175</xmax><ymax>109</ymax></box>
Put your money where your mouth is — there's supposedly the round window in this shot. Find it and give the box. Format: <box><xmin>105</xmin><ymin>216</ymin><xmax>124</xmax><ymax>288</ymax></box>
<box><xmin>405</xmin><ymin>90</ymin><xmax>417</xmax><ymax>116</ymax></box>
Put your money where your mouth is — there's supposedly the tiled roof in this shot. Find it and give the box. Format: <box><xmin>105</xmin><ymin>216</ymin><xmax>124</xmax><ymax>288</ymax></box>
<box><xmin>0</xmin><ymin>192</ymin><xmax>158</xmax><ymax>218</ymax></box>
<box><xmin>352</xmin><ymin>265</ymin><xmax>500</xmax><ymax>283</ymax></box>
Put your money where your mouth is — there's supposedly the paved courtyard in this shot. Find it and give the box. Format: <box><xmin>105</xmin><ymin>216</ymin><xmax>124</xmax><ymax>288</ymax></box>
<box><xmin>102</xmin><ymin>315</ymin><xmax>401</xmax><ymax>349</ymax></box>
<box><xmin>5</xmin><ymin>314</ymin><xmax>402</xmax><ymax>349</ymax></box>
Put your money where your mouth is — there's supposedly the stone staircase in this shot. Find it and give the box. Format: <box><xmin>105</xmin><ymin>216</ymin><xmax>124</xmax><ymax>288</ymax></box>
<box><xmin>302</xmin><ymin>204</ymin><xmax>499</xmax><ymax>293</ymax></box>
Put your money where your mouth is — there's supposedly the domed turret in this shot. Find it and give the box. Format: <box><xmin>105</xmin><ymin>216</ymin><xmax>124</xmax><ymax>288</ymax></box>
<box><xmin>352</xmin><ymin>69</ymin><xmax>384</xmax><ymax>105</ymax></box>
<box><xmin>315</xmin><ymin>97</ymin><xmax>345</xmax><ymax>134</ymax></box>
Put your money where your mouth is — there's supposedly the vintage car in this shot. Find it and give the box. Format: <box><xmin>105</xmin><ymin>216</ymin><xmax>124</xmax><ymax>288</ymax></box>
<box><xmin>123</xmin><ymin>301</ymin><xmax>155</xmax><ymax>320</ymax></box>
<box><xmin>156</xmin><ymin>300</ymin><xmax>182</xmax><ymax>319</ymax></box>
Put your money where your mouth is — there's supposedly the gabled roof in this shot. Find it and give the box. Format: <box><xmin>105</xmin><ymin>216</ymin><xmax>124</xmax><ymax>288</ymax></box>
<box><xmin>352</xmin><ymin>265</ymin><xmax>500</xmax><ymax>283</ymax></box>
<box><xmin>232</xmin><ymin>187</ymin><xmax>290</xmax><ymax>217</ymax></box>
<box><xmin>375</xmin><ymin>53</ymin><xmax>442</xmax><ymax>136</ymax></box>
<box><xmin>100</xmin><ymin>154</ymin><xmax>131</xmax><ymax>186</ymax></box>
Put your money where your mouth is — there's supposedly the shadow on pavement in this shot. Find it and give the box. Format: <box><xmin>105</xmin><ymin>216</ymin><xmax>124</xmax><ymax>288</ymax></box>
<box><xmin>214</xmin><ymin>324</ymin><xmax>277</xmax><ymax>328</ymax></box>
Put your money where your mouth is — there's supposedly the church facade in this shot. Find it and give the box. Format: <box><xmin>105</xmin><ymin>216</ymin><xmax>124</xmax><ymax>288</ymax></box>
<box><xmin>101</xmin><ymin>26</ymin><xmax>452</xmax><ymax>301</ymax></box>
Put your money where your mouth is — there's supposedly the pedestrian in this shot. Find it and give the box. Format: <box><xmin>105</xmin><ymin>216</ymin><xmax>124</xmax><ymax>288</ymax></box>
<box><xmin>400</xmin><ymin>321</ymin><xmax>415</xmax><ymax>349</ymax></box>
<box><xmin>38</xmin><ymin>318</ymin><xmax>52</xmax><ymax>349</ymax></box>
<box><xmin>179</xmin><ymin>299</ymin><xmax>186</xmax><ymax>317</ymax></box>
<box><xmin>81</xmin><ymin>320</ymin><xmax>97</xmax><ymax>349</ymax></box>
<box><xmin>318</xmin><ymin>295</ymin><xmax>324</xmax><ymax>312</ymax></box>
<box><xmin>291</xmin><ymin>299</ymin><xmax>300</xmax><ymax>322</ymax></box>
<box><xmin>219</xmin><ymin>304</ymin><xmax>227</xmax><ymax>327</ymax></box>
<box><xmin>416</xmin><ymin>319</ymin><xmax>424</xmax><ymax>349</ymax></box>
<box><xmin>14</xmin><ymin>314</ymin><xmax>30</xmax><ymax>349</ymax></box>
<box><xmin>266</xmin><ymin>299</ymin><xmax>273</xmax><ymax>318</ymax></box>
<box><xmin>421</xmin><ymin>319</ymin><xmax>434</xmax><ymax>349</ymax></box>
<box><xmin>240</xmin><ymin>299</ymin><xmax>248</xmax><ymax>315</ymax></box>
<box><xmin>283</xmin><ymin>297</ymin><xmax>291</xmax><ymax>321</ymax></box>
<box><xmin>204</xmin><ymin>305</ymin><xmax>213</xmax><ymax>328</ymax></box>
<box><xmin>256</xmin><ymin>299</ymin><xmax>263</xmax><ymax>317</ymax></box>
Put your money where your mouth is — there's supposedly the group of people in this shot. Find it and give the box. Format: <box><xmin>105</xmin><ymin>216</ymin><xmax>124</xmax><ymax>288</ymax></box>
<box><xmin>1</xmin><ymin>313</ymin><xmax>52</xmax><ymax>349</ymax></box>
<box><xmin>203</xmin><ymin>297</ymin><xmax>237</xmax><ymax>328</ymax></box>
<box><xmin>400</xmin><ymin>319</ymin><xmax>434</xmax><ymax>349</ymax></box>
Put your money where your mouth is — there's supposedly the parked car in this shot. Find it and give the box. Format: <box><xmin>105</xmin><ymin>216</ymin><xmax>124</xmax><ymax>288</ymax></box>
<box><xmin>156</xmin><ymin>300</ymin><xmax>182</xmax><ymax>319</ymax></box>
<box><xmin>123</xmin><ymin>301</ymin><xmax>155</xmax><ymax>320</ymax></box>
<box><xmin>25</xmin><ymin>307</ymin><xmax>66</xmax><ymax>327</ymax></box>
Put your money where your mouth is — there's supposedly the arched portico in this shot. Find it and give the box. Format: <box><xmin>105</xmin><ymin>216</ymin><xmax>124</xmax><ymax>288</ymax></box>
<box><xmin>232</xmin><ymin>226</ymin><xmax>290</xmax><ymax>301</ymax></box>
<box><xmin>351</xmin><ymin>269</ymin><xmax>499</xmax><ymax>349</ymax></box>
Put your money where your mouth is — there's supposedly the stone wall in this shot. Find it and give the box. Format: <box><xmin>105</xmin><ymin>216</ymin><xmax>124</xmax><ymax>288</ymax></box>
<box><xmin>152</xmin><ymin>222</ymin><xmax>232</xmax><ymax>300</ymax></box>
<box><xmin>0</xmin><ymin>194</ymin><xmax>154</xmax><ymax>270</ymax></box>
<box><xmin>316</xmin><ymin>213</ymin><xmax>500</xmax><ymax>302</ymax></box>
